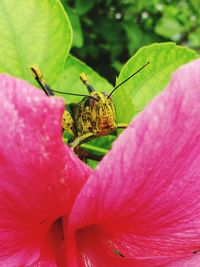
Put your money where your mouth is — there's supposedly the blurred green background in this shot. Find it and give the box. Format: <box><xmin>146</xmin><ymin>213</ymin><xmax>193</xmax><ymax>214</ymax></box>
<box><xmin>62</xmin><ymin>0</ymin><xmax>200</xmax><ymax>84</ymax></box>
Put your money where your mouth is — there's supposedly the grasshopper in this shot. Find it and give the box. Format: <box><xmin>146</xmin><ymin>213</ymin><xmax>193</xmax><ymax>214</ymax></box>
<box><xmin>31</xmin><ymin>62</ymin><xmax>149</xmax><ymax>158</ymax></box>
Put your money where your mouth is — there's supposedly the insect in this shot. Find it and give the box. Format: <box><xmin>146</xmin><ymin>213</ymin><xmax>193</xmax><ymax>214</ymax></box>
<box><xmin>31</xmin><ymin>62</ymin><xmax>149</xmax><ymax>159</ymax></box>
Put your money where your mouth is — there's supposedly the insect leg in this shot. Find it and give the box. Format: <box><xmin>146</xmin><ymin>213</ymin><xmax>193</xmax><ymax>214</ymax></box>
<box><xmin>62</xmin><ymin>110</ymin><xmax>75</xmax><ymax>136</ymax></box>
<box><xmin>74</xmin><ymin>147</ymin><xmax>103</xmax><ymax>161</ymax></box>
<box><xmin>69</xmin><ymin>132</ymin><xmax>95</xmax><ymax>150</ymax></box>
<box><xmin>117</xmin><ymin>123</ymin><xmax>128</xmax><ymax>129</ymax></box>
<box><xmin>31</xmin><ymin>66</ymin><xmax>76</xmax><ymax>137</ymax></box>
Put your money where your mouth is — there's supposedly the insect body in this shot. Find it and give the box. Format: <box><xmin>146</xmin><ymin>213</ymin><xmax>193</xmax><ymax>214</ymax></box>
<box><xmin>31</xmin><ymin>62</ymin><xmax>149</xmax><ymax>153</ymax></box>
<box><xmin>67</xmin><ymin>74</ymin><xmax>119</xmax><ymax>149</ymax></box>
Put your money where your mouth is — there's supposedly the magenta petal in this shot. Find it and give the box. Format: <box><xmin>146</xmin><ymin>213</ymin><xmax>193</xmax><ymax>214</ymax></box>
<box><xmin>0</xmin><ymin>75</ymin><xmax>91</xmax><ymax>265</ymax></box>
<box><xmin>166</xmin><ymin>256</ymin><xmax>200</xmax><ymax>267</ymax></box>
<box><xmin>75</xmin><ymin>226</ymin><xmax>172</xmax><ymax>267</ymax></box>
<box><xmin>28</xmin><ymin>220</ymin><xmax>65</xmax><ymax>267</ymax></box>
<box><xmin>69</xmin><ymin>59</ymin><xmax>200</xmax><ymax>263</ymax></box>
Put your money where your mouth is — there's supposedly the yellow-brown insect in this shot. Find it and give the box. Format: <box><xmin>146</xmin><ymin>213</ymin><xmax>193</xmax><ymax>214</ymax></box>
<box><xmin>31</xmin><ymin>62</ymin><xmax>149</xmax><ymax>154</ymax></box>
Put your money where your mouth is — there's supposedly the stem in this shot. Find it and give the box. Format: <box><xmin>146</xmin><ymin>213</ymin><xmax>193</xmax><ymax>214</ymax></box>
<box><xmin>63</xmin><ymin>137</ymin><xmax>109</xmax><ymax>156</ymax></box>
<box><xmin>80</xmin><ymin>143</ymin><xmax>108</xmax><ymax>156</ymax></box>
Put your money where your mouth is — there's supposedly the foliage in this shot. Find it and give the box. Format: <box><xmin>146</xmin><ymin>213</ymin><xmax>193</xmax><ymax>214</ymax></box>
<box><xmin>115</xmin><ymin>43</ymin><xmax>197</xmax><ymax>123</ymax></box>
<box><xmin>0</xmin><ymin>0</ymin><xmax>198</xmax><ymax>167</ymax></box>
<box><xmin>63</xmin><ymin>0</ymin><xmax>200</xmax><ymax>83</ymax></box>
<box><xmin>0</xmin><ymin>0</ymin><xmax>71</xmax><ymax>84</ymax></box>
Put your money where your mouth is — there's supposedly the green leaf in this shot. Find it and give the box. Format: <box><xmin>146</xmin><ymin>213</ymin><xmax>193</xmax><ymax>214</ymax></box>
<box><xmin>81</xmin><ymin>135</ymin><xmax>116</xmax><ymax>155</ymax></box>
<box><xmin>53</xmin><ymin>54</ymin><xmax>113</xmax><ymax>104</ymax></box>
<box><xmin>63</xmin><ymin>4</ymin><xmax>83</xmax><ymax>48</ymax></box>
<box><xmin>75</xmin><ymin>0</ymin><xmax>95</xmax><ymax>15</ymax></box>
<box><xmin>155</xmin><ymin>17</ymin><xmax>184</xmax><ymax>39</ymax></box>
<box><xmin>114</xmin><ymin>42</ymin><xmax>197</xmax><ymax>123</ymax></box>
<box><xmin>188</xmin><ymin>27</ymin><xmax>200</xmax><ymax>48</ymax></box>
<box><xmin>87</xmin><ymin>159</ymin><xmax>99</xmax><ymax>169</ymax></box>
<box><xmin>81</xmin><ymin>135</ymin><xmax>116</xmax><ymax>169</ymax></box>
<box><xmin>123</xmin><ymin>22</ymin><xmax>143</xmax><ymax>54</ymax></box>
<box><xmin>123</xmin><ymin>21</ymin><xmax>161</xmax><ymax>55</ymax></box>
<box><xmin>0</xmin><ymin>0</ymin><xmax>72</xmax><ymax>84</ymax></box>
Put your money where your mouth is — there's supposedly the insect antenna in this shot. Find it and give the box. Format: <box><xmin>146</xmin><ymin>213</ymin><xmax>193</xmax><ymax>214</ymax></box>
<box><xmin>31</xmin><ymin>66</ymin><xmax>98</xmax><ymax>101</ymax></box>
<box><xmin>49</xmin><ymin>88</ymin><xmax>99</xmax><ymax>101</ymax></box>
<box><xmin>107</xmin><ymin>61</ymin><xmax>150</xmax><ymax>98</ymax></box>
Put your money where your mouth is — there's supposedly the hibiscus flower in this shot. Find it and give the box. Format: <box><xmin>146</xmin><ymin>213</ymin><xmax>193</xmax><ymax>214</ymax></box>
<box><xmin>1</xmin><ymin>59</ymin><xmax>200</xmax><ymax>267</ymax></box>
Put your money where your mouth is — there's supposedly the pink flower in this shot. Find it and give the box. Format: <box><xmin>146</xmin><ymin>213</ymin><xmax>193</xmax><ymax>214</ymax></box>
<box><xmin>68</xmin><ymin>59</ymin><xmax>200</xmax><ymax>267</ymax></box>
<box><xmin>0</xmin><ymin>76</ymin><xmax>91</xmax><ymax>266</ymax></box>
<box><xmin>1</xmin><ymin>59</ymin><xmax>200</xmax><ymax>267</ymax></box>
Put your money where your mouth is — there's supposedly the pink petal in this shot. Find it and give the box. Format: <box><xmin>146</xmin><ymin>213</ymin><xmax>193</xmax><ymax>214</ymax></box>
<box><xmin>0</xmin><ymin>75</ymin><xmax>91</xmax><ymax>266</ymax></box>
<box><xmin>166</xmin><ymin>255</ymin><xmax>200</xmax><ymax>267</ymax></box>
<box><xmin>69</xmin><ymin>59</ymin><xmax>200</xmax><ymax>265</ymax></box>
<box><xmin>75</xmin><ymin>225</ymin><xmax>171</xmax><ymax>267</ymax></box>
<box><xmin>28</xmin><ymin>220</ymin><xmax>66</xmax><ymax>267</ymax></box>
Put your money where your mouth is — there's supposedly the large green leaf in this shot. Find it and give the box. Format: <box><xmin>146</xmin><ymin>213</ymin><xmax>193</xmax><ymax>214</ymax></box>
<box><xmin>53</xmin><ymin>54</ymin><xmax>113</xmax><ymax>103</ymax></box>
<box><xmin>64</xmin><ymin>5</ymin><xmax>83</xmax><ymax>48</ymax></box>
<box><xmin>114</xmin><ymin>43</ymin><xmax>197</xmax><ymax>123</ymax></box>
<box><xmin>0</xmin><ymin>0</ymin><xmax>72</xmax><ymax>84</ymax></box>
